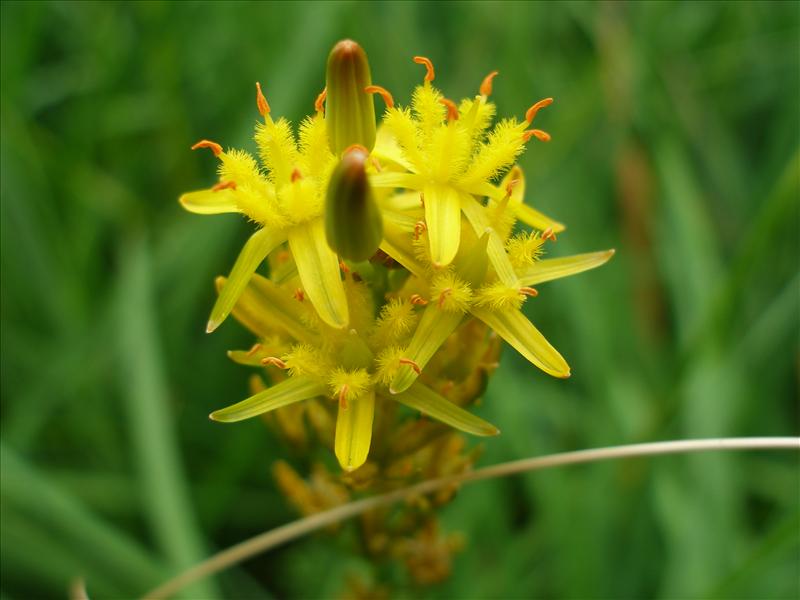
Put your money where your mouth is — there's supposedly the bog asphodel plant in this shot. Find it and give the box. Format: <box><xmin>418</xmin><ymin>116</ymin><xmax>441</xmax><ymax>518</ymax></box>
<box><xmin>180</xmin><ymin>39</ymin><xmax>613</xmax><ymax>473</ymax></box>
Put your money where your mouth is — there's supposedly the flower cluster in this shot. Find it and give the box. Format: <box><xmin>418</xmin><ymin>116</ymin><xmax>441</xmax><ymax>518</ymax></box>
<box><xmin>180</xmin><ymin>40</ymin><xmax>613</xmax><ymax>472</ymax></box>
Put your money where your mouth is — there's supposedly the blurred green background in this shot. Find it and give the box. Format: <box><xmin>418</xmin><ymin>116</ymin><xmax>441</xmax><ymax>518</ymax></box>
<box><xmin>1</xmin><ymin>1</ymin><xmax>798</xmax><ymax>599</ymax></box>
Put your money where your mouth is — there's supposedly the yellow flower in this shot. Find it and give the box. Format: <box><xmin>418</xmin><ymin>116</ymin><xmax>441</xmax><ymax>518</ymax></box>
<box><xmin>370</xmin><ymin>56</ymin><xmax>555</xmax><ymax>277</ymax></box>
<box><xmin>180</xmin><ymin>84</ymin><xmax>350</xmax><ymax>330</ymax></box>
<box><xmin>207</xmin><ymin>271</ymin><xmax>499</xmax><ymax>472</ymax></box>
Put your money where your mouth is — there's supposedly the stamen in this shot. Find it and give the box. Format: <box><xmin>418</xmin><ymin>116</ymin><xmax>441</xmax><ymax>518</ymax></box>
<box><xmin>339</xmin><ymin>385</ymin><xmax>349</xmax><ymax>409</ymax></box>
<box><xmin>419</xmin><ymin>192</ymin><xmax>425</xmax><ymax>207</ymax></box>
<box><xmin>293</xmin><ymin>288</ymin><xmax>305</xmax><ymax>302</ymax></box>
<box><xmin>291</xmin><ymin>168</ymin><xmax>303</xmax><ymax>182</ymax></box>
<box><xmin>522</xmin><ymin>129</ymin><xmax>551</xmax><ymax>143</ymax></box>
<box><xmin>370</xmin><ymin>156</ymin><xmax>383</xmax><ymax>172</ymax></box>
<box><xmin>261</xmin><ymin>356</ymin><xmax>288</xmax><ymax>369</ymax></box>
<box><xmin>525</xmin><ymin>97</ymin><xmax>553</xmax><ymax>124</ymax></box>
<box><xmin>504</xmin><ymin>178</ymin><xmax>520</xmax><ymax>200</ymax></box>
<box><xmin>409</xmin><ymin>294</ymin><xmax>428</xmax><ymax>306</ymax></box>
<box><xmin>414</xmin><ymin>220</ymin><xmax>427</xmax><ymax>240</ymax></box>
<box><xmin>255</xmin><ymin>82</ymin><xmax>271</xmax><ymax>117</ymax></box>
<box><xmin>314</xmin><ymin>87</ymin><xmax>327</xmax><ymax>114</ymax></box>
<box><xmin>246</xmin><ymin>343</ymin><xmax>263</xmax><ymax>356</ymax></box>
<box><xmin>480</xmin><ymin>70</ymin><xmax>499</xmax><ymax>96</ymax></box>
<box><xmin>364</xmin><ymin>85</ymin><xmax>395</xmax><ymax>108</ymax></box>
<box><xmin>212</xmin><ymin>180</ymin><xmax>237</xmax><ymax>192</ymax></box>
<box><xmin>399</xmin><ymin>358</ymin><xmax>422</xmax><ymax>375</ymax></box>
<box><xmin>413</xmin><ymin>56</ymin><xmax>435</xmax><ymax>82</ymax></box>
<box><xmin>339</xmin><ymin>260</ymin><xmax>350</xmax><ymax>273</ymax></box>
<box><xmin>437</xmin><ymin>288</ymin><xmax>453</xmax><ymax>308</ymax></box>
<box><xmin>519</xmin><ymin>287</ymin><xmax>539</xmax><ymax>297</ymax></box>
<box><xmin>275</xmin><ymin>250</ymin><xmax>290</xmax><ymax>264</ymax></box>
<box><xmin>541</xmin><ymin>227</ymin><xmax>557</xmax><ymax>242</ymax></box>
<box><xmin>191</xmin><ymin>139</ymin><xmax>223</xmax><ymax>157</ymax></box>
<box><xmin>440</xmin><ymin>98</ymin><xmax>459</xmax><ymax>121</ymax></box>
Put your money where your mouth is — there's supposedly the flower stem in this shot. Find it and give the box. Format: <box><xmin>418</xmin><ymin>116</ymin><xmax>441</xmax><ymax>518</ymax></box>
<box><xmin>140</xmin><ymin>437</ymin><xmax>799</xmax><ymax>600</ymax></box>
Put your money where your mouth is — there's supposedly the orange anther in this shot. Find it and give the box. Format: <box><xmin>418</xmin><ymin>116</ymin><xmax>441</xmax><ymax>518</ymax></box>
<box><xmin>414</xmin><ymin>220</ymin><xmax>427</xmax><ymax>240</ymax></box>
<box><xmin>275</xmin><ymin>250</ymin><xmax>290</xmax><ymax>263</ymax></box>
<box><xmin>522</xmin><ymin>129</ymin><xmax>551</xmax><ymax>143</ymax></box>
<box><xmin>293</xmin><ymin>288</ymin><xmax>305</xmax><ymax>302</ymax></box>
<box><xmin>409</xmin><ymin>294</ymin><xmax>428</xmax><ymax>306</ymax></box>
<box><xmin>413</xmin><ymin>56</ymin><xmax>435</xmax><ymax>82</ymax></box>
<box><xmin>261</xmin><ymin>356</ymin><xmax>288</xmax><ymax>369</ymax></box>
<box><xmin>440</xmin><ymin>98</ymin><xmax>459</xmax><ymax>121</ymax></box>
<box><xmin>255</xmin><ymin>82</ymin><xmax>270</xmax><ymax>117</ymax></box>
<box><xmin>525</xmin><ymin>97</ymin><xmax>553</xmax><ymax>123</ymax></box>
<box><xmin>246</xmin><ymin>343</ymin><xmax>263</xmax><ymax>356</ymax></box>
<box><xmin>370</xmin><ymin>156</ymin><xmax>383</xmax><ymax>172</ymax></box>
<box><xmin>339</xmin><ymin>385</ymin><xmax>349</xmax><ymax>410</ymax></box>
<box><xmin>212</xmin><ymin>180</ymin><xmax>237</xmax><ymax>192</ymax></box>
<box><xmin>364</xmin><ymin>85</ymin><xmax>394</xmax><ymax>108</ymax></box>
<box><xmin>191</xmin><ymin>139</ymin><xmax>223</xmax><ymax>157</ymax></box>
<box><xmin>314</xmin><ymin>87</ymin><xmax>327</xmax><ymax>113</ymax></box>
<box><xmin>541</xmin><ymin>227</ymin><xmax>557</xmax><ymax>242</ymax></box>
<box><xmin>399</xmin><ymin>358</ymin><xmax>422</xmax><ymax>375</ymax></box>
<box><xmin>339</xmin><ymin>260</ymin><xmax>350</xmax><ymax>273</ymax></box>
<box><xmin>291</xmin><ymin>167</ymin><xmax>303</xmax><ymax>182</ymax></box>
<box><xmin>519</xmin><ymin>287</ymin><xmax>539</xmax><ymax>297</ymax></box>
<box><xmin>480</xmin><ymin>70</ymin><xmax>499</xmax><ymax>96</ymax></box>
<box><xmin>437</xmin><ymin>288</ymin><xmax>453</xmax><ymax>308</ymax></box>
<box><xmin>504</xmin><ymin>178</ymin><xmax>520</xmax><ymax>198</ymax></box>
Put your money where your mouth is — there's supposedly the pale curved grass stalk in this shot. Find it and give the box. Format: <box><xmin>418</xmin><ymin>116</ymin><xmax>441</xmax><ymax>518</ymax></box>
<box><xmin>141</xmin><ymin>437</ymin><xmax>799</xmax><ymax>600</ymax></box>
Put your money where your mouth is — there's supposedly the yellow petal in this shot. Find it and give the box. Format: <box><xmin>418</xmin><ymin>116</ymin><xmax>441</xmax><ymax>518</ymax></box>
<box><xmin>515</xmin><ymin>203</ymin><xmax>566</xmax><ymax>233</ymax></box>
<box><xmin>390</xmin><ymin>307</ymin><xmax>463</xmax><ymax>394</ymax></box>
<box><xmin>288</xmin><ymin>219</ymin><xmax>349</xmax><ymax>329</ymax></box>
<box><xmin>460</xmin><ymin>193</ymin><xmax>518</xmax><ymax>287</ymax></box>
<box><xmin>207</xmin><ymin>228</ymin><xmax>286</xmax><ymax>333</ymax></box>
<box><xmin>425</xmin><ymin>184</ymin><xmax>461</xmax><ymax>267</ymax></box>
<box><xmin>370</xmin><ymin>172</ymin><xmax>424</xmax><ymax>189</ymax></box>
<box><xmin>210</xmin><ymin>376</ymin><xmax>326</xmax><ymax>422</ymax></box>
<box><xmin>380</xmin><ymin>210</ymin><xmax>426</xmax><ymax>277</ymax></box>
<box><xmin>179</xmin><ymin>189</ymin><xmax>239</xmax><ymax>214</ymax></box>
<box><xmin>335</xmin><ymin>390</ymin><xmax>375</xmax><ymax>471</ymax></box>
<box><xmin>471</xmin><ymin>306</ymin><xmax>570</xmax><ymax>378</ymax></box>
<box><xmin>219</xmin><ymin>273</ymin><xmax>317</xmax><ymax>343</ymax></box>
<box><xmin>518</xmin><ymin>250</ymin><xmax>615</xmax><ymax>286</ymax></box>
<box><xmin>394</xmin><ymin>383</ymin><xmax>499</xmax><ymax>436</ymax></box>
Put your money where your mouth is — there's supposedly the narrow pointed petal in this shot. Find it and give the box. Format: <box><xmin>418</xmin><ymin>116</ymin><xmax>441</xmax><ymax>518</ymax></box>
<box><xmin>219</xmin><ymin>273</ymin><xmax>317</xmax><ymax>343</ymax></box>
<box><xmin>424</xmin><ymin>184</ymin><xmax>461</xmax><ymax>267</ymax></box>
<box><xmin>288</xmin><ymin>219</ymin><xmax>349</xmax><ymax>329</ymax></box>
<box><xmin>208</xmin><ymin>228</ymin><xmax>285</xmax><ymax>333</ymax></box>
<box><xmin>370</xmin><ymin>172</ymin><xmax>424</xmax><ymax>189</ymax></box>
<box><xmin>471</xmin><ymin>306</ymin><xmax>570</xmax><ymax>378</ymax></box>
<box><xmin>518</xmin><ymin>250</ymin><xmax>615</xmax><ymax>286</ymax></box>
<box><xmin>179</xmin><ymin>189</ymin><xmax>239</xmax><ymax>214</ymax></box>
<box><xmin>394</xmin><ymin>383</ymin><xmax>499</xmax><ymax>436</ymax></box>
<box><xmin>515</xmin><ymin>203</ymin><xmax>566</xmax><ymax>233</ymax></box>
<box><xmin>335</xmin><ymin>390</ymin><xmax>375</xmax><ymax>471</ymax></box>
<box><xmin>460</xmin><ymin>193</ymin><xmax>518</xmax><ymax>287</ymax></box>
<box><xmin>380</xmin><ymin>210</ymin><xmax>426</xmax><ymax>277</ymax></box>
<box><xmin>390</xmin><ymin>307</ymin><xmax>463</xmax><ymax>394</ymax></box>
<box><xmin>210</xmin><ymin>376</ymin><xmax>326</xmax><ymax>422</ymax></box>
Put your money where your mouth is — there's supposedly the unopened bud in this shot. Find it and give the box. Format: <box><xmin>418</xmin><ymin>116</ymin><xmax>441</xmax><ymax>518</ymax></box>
<box><xmin>325</xmin><ymin>40</ymin><xmax>376</xmax><ymax>155</ymax></box>
<box><xmin>325</xmin><ymin>147</ymin><xmax>383</xmax><ymax>261</ymax></box>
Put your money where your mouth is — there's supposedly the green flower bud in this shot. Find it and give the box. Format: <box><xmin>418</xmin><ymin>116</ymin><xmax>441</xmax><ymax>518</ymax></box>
<box><xmin>325</xmin><ymin>148</ymin><xmax>383</xmax><ymax>261</ymax></box>
<box><xmin>325</xmin><ymin>40</ymin><xmax>376</xmax><ymax>155</ymax></box>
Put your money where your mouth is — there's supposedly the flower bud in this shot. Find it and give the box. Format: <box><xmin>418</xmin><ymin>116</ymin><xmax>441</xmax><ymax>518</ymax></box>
<box><xmin>325</xmin><ymin>40</ymin><xmax>376</xmax><ymax>155</ymax></box>
<box><xmin>325</xmin><ymin>147</ymin><xmax>383</xmax><ymax>261</ymax></box>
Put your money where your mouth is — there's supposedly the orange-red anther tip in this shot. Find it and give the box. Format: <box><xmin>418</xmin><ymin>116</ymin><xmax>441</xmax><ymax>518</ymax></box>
<box><xmin>191</xmin><ymin>139</ymin><xmax>223</xmax><ymax>157</ymax></box>
<box><xmin>315</xmin><ymin>87</ymin><xmax>327</xmax><ymax>113</ymax></box>
<box><xmin>525</xmin><ymin>97</ymin><xmax>553</xmax><ymax>123</ymax></box>
<box><xmin>519</xmin><ymin>287</ymin><xmax>539</xmax><ymax>297</ymax></box>
<box><xmin>261</xmin><ymin>356</ymin><xmax>288</xmax><ymax>369</ymax></box>
<box><xmin>212</xmin><ymin>180</ymin><xmax>237</xmax><ymax>192</ymax></box>
<box><xmin>255</xmin><ymin>82</ymin><xmax>270</xmax><ymax>117</ymax></box>
<box><xmin>339</xmin><ymin>386</ymin><xmax>349</xmax><ymax>410</ymax></box>
<box><xmin>293</xmin><ymin>288</ymin><xmax>305</xmax><ymax>302</ymax></box>
<box><xmin>291</xmin><ymin>167</ymin><xmax>303</xmax><ymax>182</ymax></box>
<box><xmin>522</xmin><ymin>129</ymin><xmax>551</xmax><ymax>143</ymax></box>
<box><xmin>440</xmin><ymin>98</ymin><xmax>459</xmax><ymax>121</ymax></box>
<box><xmin>343</xmin><ymin>143</ymin><xmax>369</xmax><ymax>156</ymax></box>
<box><xmin>413</xmin><ymin>56</ymin><xmax>435</xmax><ymax>82</ymax></box>
<box><xmin>409</xmin><ymin>294</ymin><xmax>428</xmax><ymax>306</ymax></box>
<box><xmin>541</xmin><ymin>227</ymin><xmax>557</xmax><ymax>241</ymax></box>
<box><xmin>480</xmin><ymin>70</ymin><xmax>499</xmax><ymax>96</ymax></box>
<box><xmin>364</xmin><ymin>85</ymin><xmax>394</xmax><ymax>109</ymax></box>
<box><xmin>399</xmin><ymin>358</ymin><xmax>422</xmax><ymax>375</ymax></box>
